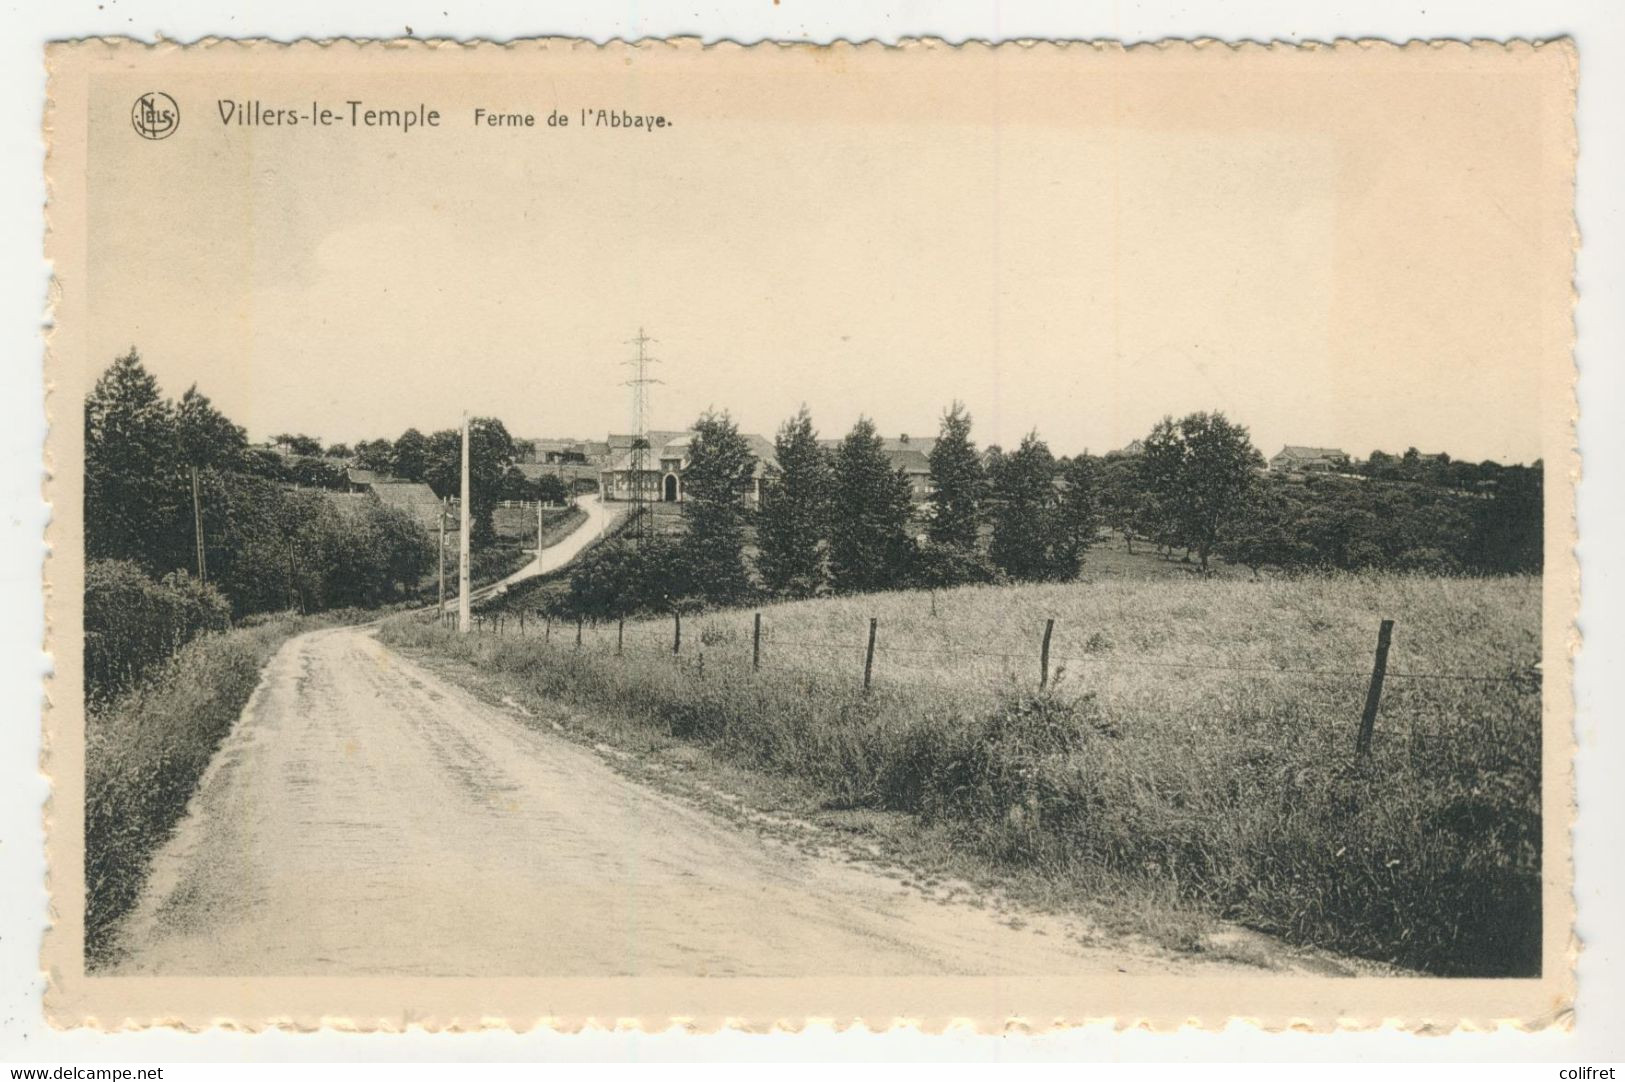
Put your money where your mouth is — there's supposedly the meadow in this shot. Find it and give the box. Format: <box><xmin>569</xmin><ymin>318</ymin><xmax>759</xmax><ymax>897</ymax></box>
<box><xmin>385</xmin><ymin>572</ymin><xmax>1544</xmax><ymax>976</ymax></box>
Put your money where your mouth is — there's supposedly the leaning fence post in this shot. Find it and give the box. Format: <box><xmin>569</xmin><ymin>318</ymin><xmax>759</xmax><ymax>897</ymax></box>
<box><xmin>1356</xmin><ymin>619</ymin><xmax>1395</xmax><ymax>758</ymax></box>
<box><xmin>753</xmin><ymin>612</ymin><xmax>762</xmax><ymax>672</ymax></box>
<box><xmin>673</xmin><ymin>610</ymin><xmax>682</xmax><ymax>655</ymax></box>
<box><xmin>1039</xmin><ymin>618</ymin><xmax>1055</xmax><ymax>690</ymax></box>
<box><xmin>863</xmin><ymin>617</ymin><xmax>878</xmax><ymax>692</ymax></box>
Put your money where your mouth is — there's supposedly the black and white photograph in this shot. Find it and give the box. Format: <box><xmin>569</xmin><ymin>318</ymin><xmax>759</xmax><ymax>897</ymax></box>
<box><xmin>34</xmin><ymin>34</ymin><xmax>1586</xmax><ymax>1035</ymax></box>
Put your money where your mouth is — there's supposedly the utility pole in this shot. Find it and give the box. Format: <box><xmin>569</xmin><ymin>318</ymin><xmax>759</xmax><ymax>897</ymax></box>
<box><xmin>458</xmin><ymin>412</ymin><xmax>472</xmax><ymax>633</ymax></box>
<box><xmin>189</xmin><ymin>464</ymin><xmax>207</xmax><ymax>586</ymax></box>
<box><xmin>623</xmin><ymin>327</ymin><xmax>663</xmax><ymax>544</ymax></box>
<box><xmin>537</xmin><ymin>496</ymin><xmax>544</xmax><ymax>553</ymax></box>
<box><xmin>437</xmin><ymin>502</ymin><xmax>447</xmax><ymax>617</ymax></box>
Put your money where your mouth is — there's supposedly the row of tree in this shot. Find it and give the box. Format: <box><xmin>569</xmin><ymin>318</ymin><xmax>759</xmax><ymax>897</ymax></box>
<box><xmin>84</xmin><ymin>351</ymin><xmax>440</xmax><ymax>633</ymax></box>
<box><xmin>557</xmin><ymin>401</ymin><xmax>1543</xmax><ymax>619</ymax></box>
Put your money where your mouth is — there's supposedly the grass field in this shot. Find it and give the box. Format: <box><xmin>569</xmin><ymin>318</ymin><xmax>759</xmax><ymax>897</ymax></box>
<box><xmin>385</xmin><ymin>571</ymin><xmax>1542</xmax><ymax>976</ymax></box>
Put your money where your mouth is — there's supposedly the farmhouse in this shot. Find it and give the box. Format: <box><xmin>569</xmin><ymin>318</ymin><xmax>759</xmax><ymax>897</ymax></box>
<box><xmin>343</xmin><ymin>466</ymin><xmax>449</xmax><ymax>534</ymax></box>
<box><xmin>599</xmin><ymin>431</ymin><xmax>777</xmax><ymax>506</ymax></box>
<box><xmin>1269</xmin><ymin>445</ymin><xmax>1353</xmax><ymax>474</ymax></box>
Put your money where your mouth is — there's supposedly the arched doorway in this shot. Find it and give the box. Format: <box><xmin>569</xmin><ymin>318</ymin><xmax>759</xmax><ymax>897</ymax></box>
<box><xmin>663</xmin><ymin>474</ymin><xmax>679</xmax><ymax>502</ymax></box>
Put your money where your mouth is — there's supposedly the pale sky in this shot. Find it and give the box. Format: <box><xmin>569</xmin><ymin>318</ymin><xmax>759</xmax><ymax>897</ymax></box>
<box><xmin>85</xmin><ymin>45</ymin><xmax>1570</xmax><ymax>464</ymax></box>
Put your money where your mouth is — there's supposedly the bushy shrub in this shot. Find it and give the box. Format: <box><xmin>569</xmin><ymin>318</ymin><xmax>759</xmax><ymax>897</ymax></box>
<box><xmin>84</xmin><ymin>559</ymin><xmax>230</xmax><ymax>702</ymax></box>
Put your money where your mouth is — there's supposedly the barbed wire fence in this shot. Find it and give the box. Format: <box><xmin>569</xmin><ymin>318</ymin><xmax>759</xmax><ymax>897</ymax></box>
<box><xmin>431</xmin><ymin>604</ymin><xmax>1540</xmax><ymax>759</ymax></box>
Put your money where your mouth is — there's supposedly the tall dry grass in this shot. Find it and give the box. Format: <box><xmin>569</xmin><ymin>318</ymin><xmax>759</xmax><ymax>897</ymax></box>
<box><xmin>383</xmin><ymin>573</ymin><xmax>1542</xmax><ymax>976</ymax></box>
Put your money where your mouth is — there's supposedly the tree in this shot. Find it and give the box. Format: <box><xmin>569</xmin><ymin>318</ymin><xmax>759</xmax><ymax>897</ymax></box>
<box><xmin>175</xmin><ymin>385</ymin><xmax>246</xmax><ymax>471</ymax></box>
<box><xmin>1217</xmin><ymin>485</ymin><xmax>1309</xmax><ymax>577</ymax></box>
<box><xmin>324</xmin><ymin>442</ymin><xmax>353</xmax><ymax>460</ymax></box>
<box><xmin>757</xmin><ymin>406</ymin><xmax>834</xmax><ymax>596</ymax></box>
<box><xmin>989</xmin><ymin>431</ymin><xmax>1069</xmax><ymax>581</ymax></box>
<box><xmin>423</xmin><ymin>418</ymin><xmax>517</xmax><ymax>548</ymax></box>
<box><xmin>926</xmin><ymin>401</ymin><xmax>985</xmax><ymax>551</ymax></box>
<box><xmin>353</xmin><ymin>438</ymin><xmax>396</xmax><ymax>474</ymax></box>
<box><xmin>675</xmin><ymin>411</ymin><xmax>756</xmax><ymax>604</ymax></box>
<box><xmin>84</xmin><ymin>349</ymin><xmax>183</xmax><ymax>570</ymax></box>
<box><xmin>1141</xmin><ymin>411</ymin><xmax>1263</xmax><ymax>571</ymax></box>
<box><xmin>271</xmin><ymin>433</ymin><xmax>323</xmax><ymax>456</ymax></box>
<box><xmin>1053</xmin><ymin>452</ymin><xmax>1102</xmax><ymax>573</ymax></box>
<box><xmin>391</xmin><ymin>427</ymin><xmax>430</xmax><ymax>481</ymax></box>
<box><xmin>830</xmin><ymin>417</ymin><xmax>916</xmax><ymax>592</ymax></box>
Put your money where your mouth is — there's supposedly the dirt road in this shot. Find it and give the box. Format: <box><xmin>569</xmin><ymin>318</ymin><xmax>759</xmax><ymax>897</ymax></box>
<box><xmin>108</xmin><ymin>624</ymin><xmax>1237</xmax><ymax>977</ymax></box>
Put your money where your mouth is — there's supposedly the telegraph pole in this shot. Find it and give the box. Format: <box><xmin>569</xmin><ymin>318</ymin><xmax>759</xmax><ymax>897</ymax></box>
<box><xmin>189</xmin><ymin>464</ymin><xmax>207</xmax><ymax>586</ymax></box>
<box><xmin>437</xmin><ymin>503</ymin><xmax>447</xmax><ymax>619</ymax></box>
<box><xmin>537</xmin><ymin>496</ymin><xmax>544</xmax><ymax>553</ymax></box>
<box><xmin>623</xmin><ymin>327</ymin><xmax>662</xmax><ymax>544</ymax></box>
<box><xmin>458</xmin><ymin>413</ymin><xmax>472</xmax><ymax>633</ymax></box>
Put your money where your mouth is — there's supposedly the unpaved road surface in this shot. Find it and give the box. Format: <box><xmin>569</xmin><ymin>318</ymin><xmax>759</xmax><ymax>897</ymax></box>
<box><xmin>461</xmin><ymin>494</ymin><xmax>621</xmax><ymax>608</ymax></box>
<box><xmin>109</xmin><ymin>625</ymin><xmax>1243</xmax><ymax>977</ymax></box>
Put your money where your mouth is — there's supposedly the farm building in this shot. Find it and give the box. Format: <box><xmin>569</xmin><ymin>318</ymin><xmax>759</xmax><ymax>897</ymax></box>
<box><xmin>344</xmin><ymin>466</ymin><xmax>449</xmax><ymax>535</ymax></box>
<box><xmin>515</xmin><ymin>460</ymin><xmax>600</xmax><ymax>494</ymax></box>
<box><xmin>1269</xmin><ymin>445</ymin><xmax>1353</xmax><ymax>473</ymax></box>
<box><xmin>818</xmin><ymin>434</ymin><xmax>937</xmax><ymax>503</ymax></box>
<box><xmin>600</xmin><ymin>431</ymin><xmax>777</xmax><ymax>506</ymax></box>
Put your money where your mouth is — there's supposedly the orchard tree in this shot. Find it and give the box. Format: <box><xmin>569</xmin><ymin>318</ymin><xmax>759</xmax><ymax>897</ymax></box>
<box><xmin>1142</xmin><ymin>411</ymin><xmax>1264</xmax><ymax>571</ymax></box>
<box><xmin>757</xmin><ymin>405</ymin><xmax>834</xmax><ymax>597</ymax></box>
<box><xmin>926</xmin><ymin>401</ymin><xmax>985</xmax><ymax>551</ymax></box>
<box><xmin>830</xmin><ymin>417</ymin><xmax>916</xmax><ymax>592</ymax></box>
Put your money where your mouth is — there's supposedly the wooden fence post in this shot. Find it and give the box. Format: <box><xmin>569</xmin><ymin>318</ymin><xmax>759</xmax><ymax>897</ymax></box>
<box><xmin>617</xmin><ymin>618</ymin><xmax>624</xmax><ymax>656</ymax></box>
<box><xmin>576</xmin><ymin>615</ymin><xmax>583</xmax><ymax>649</ymax></box>
<box><xmin>674</xmin><ymin>610</ymin><xmax>682</xmax><ymax>655</ymax></box>
<box><xmin>753</xmin><ymin>612</ymin><xmax>762</xmax><ymax>672</ymax></box>
<box><xmin>519</xmin><ymin>610</ymin><xmax>526</xmax><ymax>634</ymax></box>
<box><xmin>545</xmin><ymin>617</ymin><xmax>551</xmax><ymax>644</ymax></box>
<box><xmin>863</xmin><ymin>617</ymin><xmax>877</xmax><ymax>692</ymax></box>
<box><xmin>1356</xmin><ymin>619</ymin><xmax>1395</xmax><ymax>758</ymax></box>
<box><xmin>1039</xmin><ymin>618</ymin><xmax>1055</xmax><ymax>690</ymax></box>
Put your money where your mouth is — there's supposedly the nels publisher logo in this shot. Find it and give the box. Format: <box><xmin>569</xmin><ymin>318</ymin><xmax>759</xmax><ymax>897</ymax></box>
<box><xmin>131</xmin><ymin>91</ymin><xmax>179</xmax><ymax>140</ymax></box>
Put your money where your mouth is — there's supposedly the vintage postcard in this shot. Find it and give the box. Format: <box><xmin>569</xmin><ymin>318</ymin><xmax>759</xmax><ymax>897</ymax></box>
<box><xmin>42</xmin><ymin>39</ymin><xmax>1577</xmax><ymax>1030</ymax></box>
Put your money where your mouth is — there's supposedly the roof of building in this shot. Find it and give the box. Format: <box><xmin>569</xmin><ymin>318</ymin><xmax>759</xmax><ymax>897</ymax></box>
<box><xmin>607</xmin><ymin>430</ymin><xmax>689</xmax><ymax>452</ymax></box>
<box><xmin>516</xmin><ymin>461</ymin><xmax>599</xmax><ymax>481</ymax></box>
<box><xmin>818</xmin><ymin>435</ymin><xmax>940</xmax><ymax>456</ymax></box>
<box><xmin>1274</xmin><ymin>445</ymin><xmax>1350</xmax><ymax>460</ymax></box>
<box><xmin>884</xmin><ymin>448</ymin><xmax>931</xmax><ymax>474</ymax></box>
<box><xmin>603</xmin><ymin>432</ymin><xmax>778</xmax><ymax>477</ymax></box>
<box><xmin>346</xmin><ymin>466</ymin><xmax>386</xmax><ymax>486</ymax></box>
<box><xmin>368</xmin><ymin>481</ymin><xmax>446</xmax><ymax>534</ymax></box>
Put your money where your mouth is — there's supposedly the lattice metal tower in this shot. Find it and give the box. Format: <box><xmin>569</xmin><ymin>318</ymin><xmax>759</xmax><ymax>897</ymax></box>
<box><xmin>622</xmin><ymin>327</ymin><xmax>662</xmax><ymax>540</ymax></box>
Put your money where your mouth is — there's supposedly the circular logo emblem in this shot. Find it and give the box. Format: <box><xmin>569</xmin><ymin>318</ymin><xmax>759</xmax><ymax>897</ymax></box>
<box><xmin>131</xmin><ymin>92</ymin><xmax>179</xmax><ymax>140</ymax></box>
